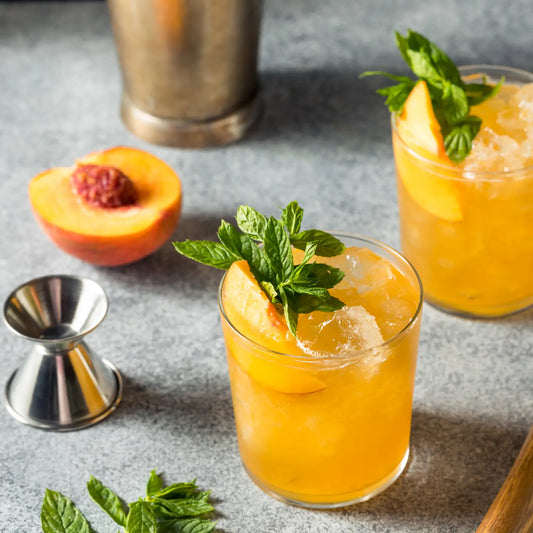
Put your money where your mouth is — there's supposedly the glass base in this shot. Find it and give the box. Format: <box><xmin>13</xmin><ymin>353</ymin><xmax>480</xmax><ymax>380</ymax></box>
<box><xmin>243</xmin><ymin>448</ymin><xmax>409</xmax><ymax>509</ymax></box>
<box><xmin>424</xmin><ymin>295</ymin><xmax>533</xmax><ymax>319</ymax></box>
<box><xmin>120</xmin><ymin>92</ymin><xmax>262</xmax><ymax>149</ymax></box>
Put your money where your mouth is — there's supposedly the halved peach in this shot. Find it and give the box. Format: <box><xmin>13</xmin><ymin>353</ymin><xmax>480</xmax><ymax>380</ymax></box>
<box><xmin>28</xmin><ymin>146</ymin><xmax>182</xmax><ymax>266</ymax></box>
<box><xmin>394</xmin><ymin>80</ymin><xmax>463</xmax><ymax>221</ymax></box>
<box><xmin>221</xmin><ymin>261</ymin><xmax>327</xmax><ymax>394</ymax></box>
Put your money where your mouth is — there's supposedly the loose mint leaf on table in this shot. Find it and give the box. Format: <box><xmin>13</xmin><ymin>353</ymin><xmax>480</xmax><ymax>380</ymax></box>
<box><xmin>42</xmin><ymin>471</ymin><xmax>217</xmax><ymax>533</ymax></box>
<box><xmin>87</xmin><ymin>476</ymin><xmax>127</xmax><ymax>527</ymax></box>
<box><xmin>41</xmin><ymin>489</ymin><xmax>91</xmax><ymax>533</ymax></box>
<box><xmin>126</xmin><ymin>500</ymin><xmax>158</xmax><ymax>533</ymax></box>
<box><xmin>360</xmin><ymin>29</ymin><xmax>502</xmax><ymax>163</ymax></box>
<box><xmin>146</xmin><ymin>470</ymin><xmax>164</xmax><ymax>498</ymax></box>
<box><xmin>148</xmin><ymin>480</ymin><xmax>199</xmax><ymax>500</ymax></box>
<box><xmin>172</xmin><ymin>202</ymin><xmax>347</xmax><ymax>337</ymax></box>
<box><xmin>158</xmin><ymin>518</ymin><xmax>216</xmax><ymax>533</ymax></box>
<box><xmin>150</xmin><ymin>498</ymin><xmax>214</xmax><ymax>519</ymax></box>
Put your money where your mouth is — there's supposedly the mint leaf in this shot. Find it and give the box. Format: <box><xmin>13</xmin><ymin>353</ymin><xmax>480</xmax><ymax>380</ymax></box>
<box><xmin>281</xmin><ymin>201</ymin><xmax>304</xmax><ymax>236</ymax></box>
<box><xmin>397</xmin><ymin>30</ymin><xmax>462</xmax><ymax>86</ymax></box>
<box><xmin>148</xmin><ymin>481</ymin><xmax>199</xmax><ymax>500</ymax></box>
<box><xmin>291</xmin><ymin>229</ymin><xmax>345</xmax><ymax>257</ymax></box>
<box><xmin>87</xmin><ymin>476</ymin><xmax>127</xmax><ymax>527</ymax></box>
<box><xmin>362</xmin><ymin>29</ymin><xmax>501</xmax><ymax>163</ymax></box>
<box><xmin>377</xmin><ymin>81</ymin><xmax>417</xmax><ymax>112</ymax></box>
<box><xmin>217</xmin><ymin>220</ymin><xmax>246</xmax><ymax>258</ymax></box>
<box><xmin>146</xmin><ymin>470</ymin><xmax>163</xmax><ymax>498</ymax></box>
<box><xmin>360</xmin><ymin>71</ymin><xmax>413</xmax><ymax>84</ymax></box>
<box><xmin>217</xmin><ymin>221</ymin><xmax>274</xmax><ymax>283</ymax></box>
<box><xmin>182</xmin><ymin>491</ymin><xmax>211</xmax><ymax>503</ymax></box>
<box><xmin>126</xmin><ymin>500</ymin><xmax>157</xmax><ymax>533</ymax></box>
<box><xmin>466</xmin><ymin>78</ymin><xmax>503</xmax><ymax>106</ymax></box>
<box><xmin>173</xmin><ymin>240</ymin><xmax>238</xmax><ymax>270</ymax></box>
<box><xmin>278</xmin><ymin>287</ymin><xmax>299</xmax><ymax>336</ymax></box>
<box><xmin>294</xmin><ymin>291</ymin><xmax>345</xmax><ymax>314</ymax></box>
<box><xmin>42</xmin><ymin>473</ymin><xmax>216</xmax><ymax>533</ymax></box>
<box><xmin>360</xmin><ymin>71</ymin><xmax>417</xmax><ymax>112</ymax></box>
<box><xmin>443</xmin><ymin>116</ymin><xmax>482</xmax><ymax>163</ymax></box>
<box><xmin>297</xmin><ymin>241</ymin><xmax>319</xmax><ymax>270</ymax></box>
<box><xmin>438</xmin><ymin>82</ymin><xmax>469</xmax><ymax>125</ymax></box>
<box><xmin>260</xmin><ymin>281</ymin><xmax>279</xmax><ymax>303</ymax></box>
<box><xmin>150</xmin><ymin>498</ymin><xmax>214</xmax><ymax>518</ymax></box>
<box><xmin>235</xmin><ymin>205</ymin><xmax>268</xmax><ymax>240</ymax></box>
<box><xmin>395</xmin><ymin>30</ymin><xmax>415</xmax><ymax>71</ymax></box>
<box><xmin>406</xmin><ymin>49</ymin><xmax>444</xmax><ymax>83</ymax></box>
<box><xmin>158</xmin><ymin>518</ymin><xmax>216</xmax><ymax>533</ymax></box>
<box><xmin>41</xmin><ymin>489</ymin><xmax>91</xmax><ymax>533</ymax></box>
<box><xmin>263</xmin><ymin>217</ymin><xmax>294</xmax><ymax>282</ymax></box>
<box><xmin>294</xmin><ymin>263</ymin><xmax>345</xmax><ymax>289</ymax></box>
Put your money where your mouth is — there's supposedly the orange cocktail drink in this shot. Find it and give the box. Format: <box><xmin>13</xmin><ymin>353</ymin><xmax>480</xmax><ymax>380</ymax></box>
<box><xmin>393</xmin><ymin>66</ymin><xmax>533</xmax><ymax>317</ymax></box>
<box><xmin>219</xmin><ymin>233</ymin><xmax>422</xmax><ymax>508</ymax></box>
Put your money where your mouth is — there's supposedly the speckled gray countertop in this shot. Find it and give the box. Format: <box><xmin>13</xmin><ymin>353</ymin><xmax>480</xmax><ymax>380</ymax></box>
<box><xmin>1</xmin><ymin>1</ymin><xmax>532</xmax><ymax>532</ymax></box>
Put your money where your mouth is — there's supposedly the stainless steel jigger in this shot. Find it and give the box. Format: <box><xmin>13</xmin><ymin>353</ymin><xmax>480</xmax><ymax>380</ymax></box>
<box><xmin>3</xmin><ymin>275</ymin><xmax>122</xmax><ymax>431</ymax></box>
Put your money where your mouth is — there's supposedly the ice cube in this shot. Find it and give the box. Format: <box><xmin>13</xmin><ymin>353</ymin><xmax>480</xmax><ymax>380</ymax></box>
<box><xmin>512</xmin><ymin>83</ymin><xmax>533</xmax><ymax>107</ymax></box>
<box><xmin>465</xmin><ymin>127</ymin><xmax>526</xmax><ymax>172</ymax></box>
<box><xmin>378</xmin><ymin>298</ymin><xmax>416</xmax><ymax>339</ymax></box>
<box><xmin>326</xmin><ymin>247</ymin><xmax>395</xmax><ymax>295</ymax></box>
<box><xmin>297</xmin><ymin>305</ymin><xmax>384</xmax><ymax>356</ymax></box>
<box><xmin>463</xmin><ymin>82</ymin><xmax>533</xmax><ymax>172</ymax></box>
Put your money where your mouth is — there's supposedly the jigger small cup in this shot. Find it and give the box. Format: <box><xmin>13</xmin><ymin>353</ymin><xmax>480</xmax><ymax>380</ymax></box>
<box><xmin>3</xmin><ymin>275</ymin><xmax>122</xmax><ymax>431</ymax></box>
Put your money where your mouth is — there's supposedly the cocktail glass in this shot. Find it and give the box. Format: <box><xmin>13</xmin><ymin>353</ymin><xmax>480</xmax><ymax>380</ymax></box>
<box><xmin>392</xmin><ymin>65</ymin><xmax>533</xmax><ymax>317</ymax></box>
<box><xmin>218</xmin><ymin>233</ymin><xmax>423</xmax><ymax>508</ymax></box>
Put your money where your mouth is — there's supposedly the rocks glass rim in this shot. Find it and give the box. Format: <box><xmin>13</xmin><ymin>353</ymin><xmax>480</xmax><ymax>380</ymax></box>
<box><xmin>218</xmin><ymin>231</ymin><xmax>423</xmax><ymax>362</ymax></box>
<box><xmin>391</xmin><ymin>64</ymin><xmax>533</xmax><ymax>182</ymax></box>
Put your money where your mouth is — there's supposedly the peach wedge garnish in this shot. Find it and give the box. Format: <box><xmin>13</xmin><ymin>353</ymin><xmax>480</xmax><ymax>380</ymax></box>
<box><xmin>394</xmin><ymin>80</ymin><xmax>463</xmax><ymax>222</ymax></box>
<box><xmin>221</xmin><ymin>260</ymin><xmax>327</xmax><ymax>394</ymax></box>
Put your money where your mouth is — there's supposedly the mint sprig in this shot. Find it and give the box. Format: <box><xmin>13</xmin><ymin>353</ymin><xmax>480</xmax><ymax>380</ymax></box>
<box><xmin>41</xmin><ymin>472</ymin><xmax>216</xmax><ymax>533</ymax></box>
<box><xmin>173</xmin><ymin>201</ymin><xmax>346</xmax><ymax>336</ymax></box>
<box><xmin>361</xmin><ymin>30</ymin><xmax>503</xmax><ymax>163</ymax></box>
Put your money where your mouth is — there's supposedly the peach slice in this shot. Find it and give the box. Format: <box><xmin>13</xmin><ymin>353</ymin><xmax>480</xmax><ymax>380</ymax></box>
<box><xmin>221</xmin><ymin>261</ymin><xmax>327</xmax><ymax>394</ymax></box>
<box><xmin>394</xmin><ymin>80</ymin><xmax>463</xmax><ymax>221</ymax></box>
<box><xmin>28</xmin><ymin>146</ymin><xmax>182</xmax><ymax>266</ymax></box>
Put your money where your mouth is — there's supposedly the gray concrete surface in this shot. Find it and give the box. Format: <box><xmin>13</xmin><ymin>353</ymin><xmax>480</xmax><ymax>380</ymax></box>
<box><xmin>0</xmin><ymin>1</ymin><xmax>532</xmax><ymax>531</ymax></box>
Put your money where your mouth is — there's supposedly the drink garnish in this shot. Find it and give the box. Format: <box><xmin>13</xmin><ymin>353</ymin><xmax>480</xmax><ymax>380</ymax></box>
<box><xmin>41</xmin><ymin>471</ymin><xmax>216</xmax><ymax>533</ymax></box>
<box><xmin>173</xmin><ymin>201</ymin><xmax>346</xmax><ymax>336</ymax></box>
<box><xmin>361</xmin><ymin>30</ymin><xmax>503</xmax><ymax>163</ymax></box>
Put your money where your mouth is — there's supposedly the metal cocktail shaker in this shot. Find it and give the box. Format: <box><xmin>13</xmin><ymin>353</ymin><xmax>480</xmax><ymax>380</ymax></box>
<box><xmin>107</xmin><ymin>0</ymin><xmax>263</xmax><ymax>148</ymax></box>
